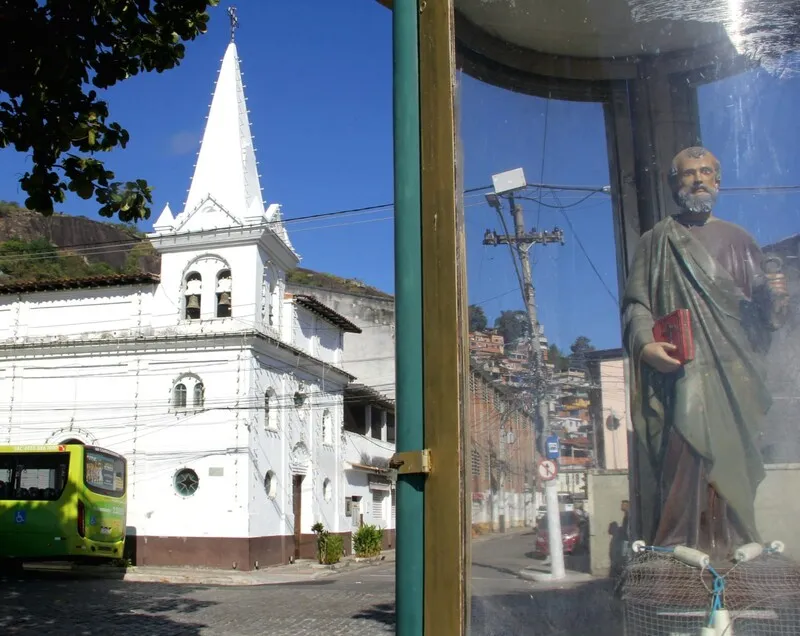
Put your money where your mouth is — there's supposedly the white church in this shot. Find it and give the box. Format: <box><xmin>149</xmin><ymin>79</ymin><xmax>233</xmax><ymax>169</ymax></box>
<box><xmin>0</xmin><ymin>41</ymin><xmax>367</xmax><ymax>569</ymax></box>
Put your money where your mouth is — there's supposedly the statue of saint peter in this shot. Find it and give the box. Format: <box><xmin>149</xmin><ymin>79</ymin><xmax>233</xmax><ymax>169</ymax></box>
<box><xmin>622</xmin><ymin>146</ymin><xmax>789</xmax><ymax>560</ymax></box>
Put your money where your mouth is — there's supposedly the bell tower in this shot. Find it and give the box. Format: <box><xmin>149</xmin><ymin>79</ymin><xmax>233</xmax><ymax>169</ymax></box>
<box><xmin>147</xmin><ymin>23</ymin><xmax>299</xmax><ymax>332</ymax></box>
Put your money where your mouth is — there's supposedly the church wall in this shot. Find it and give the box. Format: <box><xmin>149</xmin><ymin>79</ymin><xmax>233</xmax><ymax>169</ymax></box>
<box><xmin>317</xmin><ymin>319</ymin><xmax>342</xmax><ymax>365</ymax></box>
<box><xmin>292</xmin><ymin>306</ymin><xmax>314</xmax><ymax>353</ymax></box>
<box><xmin>0</xmin><ymin>286</ymin><xmax>155</xmax><ymax>342</ymax></box>
<box><xmin>284</xmin><ymin>284</ymin><xmax>395</xmax><ymax>398</ymax></box>
<box><xmin>245</xmin><ymin>354</ymin><xmax>347</xmax><ymax>550</ymax></box>
<box><xmin>256</xmin><ymin>247</ymin><xmax>285</xmax><ymax>337</ymax></box>
<box><xmin>0</xmin><ymin>346</ymin><xmax>251</xmax><ymax>543</ymax></box>
<box><xmin>285</xmin><ymin>302</ymin><xmax>346</xmax><ymax>366</ymax></box>
<box><xmin>246</xmin><ymin>359</ymin><xmax>290</xmax><ymax>540</ymax></box>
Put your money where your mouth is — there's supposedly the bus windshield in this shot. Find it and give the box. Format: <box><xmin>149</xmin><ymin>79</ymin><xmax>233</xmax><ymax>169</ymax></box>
<box><xmin>84</xmin><ymin>449</ymin><xmax>125</xmax><ymax>498</ymax></box>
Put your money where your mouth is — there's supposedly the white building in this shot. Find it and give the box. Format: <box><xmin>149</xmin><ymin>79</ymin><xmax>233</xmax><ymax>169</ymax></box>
<box><xmin>286</xmin><ymin>270</ymin><xmax>399</xmax><ymax>546</ymax></box>
<box><xmin>342</xmin><ymin>384</ymin><xmax>396</xmax><ymax>545</ymax></box>
<box><xmin>284</xmin><ymin>278</ymin><xmax>395</xmax><ymax>399</ymax></box>
<box><xmin>0</xmin><ymin>41</ymin><xmax>364</xmax><ymax>570</ymax></box>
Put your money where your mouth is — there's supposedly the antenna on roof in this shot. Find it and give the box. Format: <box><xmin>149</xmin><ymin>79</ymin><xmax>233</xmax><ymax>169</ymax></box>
<box><xmin>227</xmin><ymin>6</ymin><xmax>239</xmax><ymax>42</ymax></box>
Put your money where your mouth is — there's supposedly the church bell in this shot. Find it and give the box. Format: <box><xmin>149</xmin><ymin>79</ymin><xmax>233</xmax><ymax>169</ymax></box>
<box><xmin>186</xmin><ymin>295</ymin><xmax>201</xmax><ymax>310</ymax></box>
<box><xmin>218</xmin><ymin>292</ymin><xmax>231</xmax><ymax>307</ymax></box>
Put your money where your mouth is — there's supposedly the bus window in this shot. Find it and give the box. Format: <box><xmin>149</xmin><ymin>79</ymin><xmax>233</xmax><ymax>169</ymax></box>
<box><xmin>84</xmin><ymin>449</ymin><xmax>126</xmax><ymax>498</ymax></box>
<box><xmin>3</xmin><ymin>453</ymin><xmax>70</xmax><ymax>501</ymax></box>
<box><xmin>0</xmin><ymin>462</ymin><xmax>11</xmax><ymax>499</ymax></box>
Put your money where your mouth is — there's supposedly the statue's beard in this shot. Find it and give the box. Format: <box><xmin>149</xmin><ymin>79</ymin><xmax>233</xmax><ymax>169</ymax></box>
<box><xmin>675</xmin><ymin>187</ymin><xmax>718</xmax><ymax>215</ymax></box>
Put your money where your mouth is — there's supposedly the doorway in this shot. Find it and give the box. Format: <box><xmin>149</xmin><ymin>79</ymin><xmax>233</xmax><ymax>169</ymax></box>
<box><xmin>292</xmin><ymin>474</ymin><xmax>304</xmax><ymax>559</ymax></box>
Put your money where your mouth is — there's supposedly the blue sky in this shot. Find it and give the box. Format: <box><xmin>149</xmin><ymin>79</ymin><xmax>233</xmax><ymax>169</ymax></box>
<box><xmin>1</xmin><ymin>2</ymin><xmax>798</xmax><ymax>352</ymax></box>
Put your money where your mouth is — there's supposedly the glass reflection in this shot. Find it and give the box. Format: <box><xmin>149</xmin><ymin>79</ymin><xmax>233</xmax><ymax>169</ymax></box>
<box><xmin>453</xmin><ymin>0</ymin><xmax>800</xmax><ymax>634</ymax></box>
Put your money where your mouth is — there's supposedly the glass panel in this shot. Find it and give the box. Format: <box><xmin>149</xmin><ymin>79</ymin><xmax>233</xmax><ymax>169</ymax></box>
<box><xmin>460</xmin><ymin>80</ymin><xmax>618</xmax><ymax>632</ymax></box>
<box><xmin>3</xmin><ymin>453</ymin><xmax>70</xmax><ymax>501</ymax></box>
<box><xmin>85</xmin><ymin>449</ymin><xmax>126</xmax><ymax>497</ymax></box>
<box><xmin>455</xmin><ymin>2</ymin><xmax>799</xmax><ymax>634</ymax></box>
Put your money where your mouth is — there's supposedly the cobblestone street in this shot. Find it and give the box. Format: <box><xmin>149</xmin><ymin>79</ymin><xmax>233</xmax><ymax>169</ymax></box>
<box><xmin>0</xmin><ymin>531</ymin><xmax>620</xmax><ymax>635</ymax></box>
<box><xmin>0</xmin><ymin>575</ymin><xmax>395</xmax><ymax>635</ymax></box>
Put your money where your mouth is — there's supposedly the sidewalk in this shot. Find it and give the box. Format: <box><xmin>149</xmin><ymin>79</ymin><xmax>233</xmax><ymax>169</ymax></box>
<box><xmin>20</xmin><ymin>550</ymin><xmax>396</xmax><ymax>586</ymax></box>
<box><xmin>17</xmin><ymin>527</ymin><xmax>536</xmax><ymax>587</ymax></box>
<box><xmin>472</xmin><ymin>525</ymin><xmax>597</xmax><ymax>587</ymax></box>
<box><xmin>473</xmin><ymin>524</ymin><xmax>533</xmax><ymax>543</ymax></box>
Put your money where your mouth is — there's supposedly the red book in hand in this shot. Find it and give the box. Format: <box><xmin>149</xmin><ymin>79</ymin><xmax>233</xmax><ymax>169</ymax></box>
<box><xmin>652</xmin><ymin>309</ymin><xmax>695</xmax><ymax>365</ymax></box>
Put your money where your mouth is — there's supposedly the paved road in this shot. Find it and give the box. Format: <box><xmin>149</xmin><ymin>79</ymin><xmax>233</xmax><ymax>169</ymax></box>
<box><xmin>0</xmin><ymin>531</ymin><xmax>621</xmax><ymax>635</ymax></box>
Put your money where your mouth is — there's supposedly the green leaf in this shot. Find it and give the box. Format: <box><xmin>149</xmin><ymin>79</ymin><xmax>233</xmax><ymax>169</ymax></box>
<box><xmin>3</xmin><ymin>1</ymin><xmax>217</xmax><ymax>222</ymax></box>
<box><xmin>76</xmin><ymin>181</ymin><xmax>95</xmax><ymax>200</ymax></box>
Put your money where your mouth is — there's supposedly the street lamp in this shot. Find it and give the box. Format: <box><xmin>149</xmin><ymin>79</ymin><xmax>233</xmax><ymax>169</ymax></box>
<box><xmin>491</xmin><ymin>167</ymin><xmax>527</xmax><ymax>196</ymax></box>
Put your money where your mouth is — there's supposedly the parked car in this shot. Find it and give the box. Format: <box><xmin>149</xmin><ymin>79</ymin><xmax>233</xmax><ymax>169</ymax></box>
<box><xmin>534</xmin><ymin>511</ymin><xmax>588</xmax><ymax>556</ymax></box>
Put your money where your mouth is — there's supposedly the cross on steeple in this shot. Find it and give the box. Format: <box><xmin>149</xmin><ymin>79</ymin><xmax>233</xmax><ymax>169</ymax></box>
<box><xmin>227</xmin><ymin>6</ymin><xmax>239</xmax><ymax>41</ymax></box>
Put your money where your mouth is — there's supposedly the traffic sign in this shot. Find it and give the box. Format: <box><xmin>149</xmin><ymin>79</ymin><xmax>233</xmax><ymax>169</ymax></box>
<box><xmin>545</xmin><ymin>435</ymin><xmax>560</xmax><ymax>459</ymax></box>
<box><xmin>14</xmin><ymin>510</ymin><xmax>26</xmax><ymax>524</ymax></box>
<box><xmin>537</xmin><ymin>459</ymin><xmax>558</xmax><ymax>481</ymax></box>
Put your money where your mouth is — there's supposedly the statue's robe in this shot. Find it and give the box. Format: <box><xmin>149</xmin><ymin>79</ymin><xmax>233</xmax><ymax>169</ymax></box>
<box><xmin>622</xmin><ymin>215</ymin><xmax>780</xmax><ymax>558</ymax></box>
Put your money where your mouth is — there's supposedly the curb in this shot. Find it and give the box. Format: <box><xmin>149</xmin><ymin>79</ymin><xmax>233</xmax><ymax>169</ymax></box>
<box><xmin>518</xmin><ymin>568</ymin><xmax>594</xmax><ymax>586</ymax></box>
<box><xmin>17</xmin><ymin>564</ymin><xmax>337</xmax><ymax>587</ymax></box>
<box><xmin>14</xmin><ymin>551</ymin><xmax>397</xmax><ymax>587</ymax></box>
<box><xmin>473</xmin><ymin>527</ymin><xmax>535</xmax><ymax>543</ymax></box>
<box><xmin>120</xmin><ymin>570</ymin><xmax>337</xmax><ymax>586</ymax></box>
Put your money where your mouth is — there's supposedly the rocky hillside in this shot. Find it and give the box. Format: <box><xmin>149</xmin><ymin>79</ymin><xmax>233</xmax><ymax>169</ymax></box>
<box><xmin>0</xmin><ymin>200</ymin><xmax>160</xmax><ymax>277</ymax></box>
<box><xmin>0</xmin><ymin>201</ymin><xmax>390</xmax><ymax>298</ymax></box>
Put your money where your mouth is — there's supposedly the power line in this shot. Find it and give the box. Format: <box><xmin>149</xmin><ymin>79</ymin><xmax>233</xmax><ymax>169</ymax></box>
<box><xmin>3</xmin><ymin>180</ymin><xmax>797</xmax><ymax>258</ymax></box>
<box><xmin>550</xmin><ymin>190</ymin><xmax>619</xmax><ymax>306</ymax></box>
<box><xmin>534</xmin><ymin>99</ymin><xmax>550</xmax><ymax>233</ymax></box>
<box><xmin>0</xmin><ymin>186</ymin><xmax>603</xmax><ymax>259</ymax></box>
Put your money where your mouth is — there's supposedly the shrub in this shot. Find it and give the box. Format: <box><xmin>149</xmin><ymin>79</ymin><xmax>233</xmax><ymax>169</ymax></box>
<box><xmin>311</xmin><ymin>522</ymin><xmax>343</xmax><ymax>565</ymax></box>
<box><xmin>311</xmin><ymin>522</ymin><xmax>328</xmax><ymax>564</ymax></box>
<box><xmin>323</xmin><ymin>534</ymin><xmax>343</xmax><ymax>565</ymax></box>
<box><xmin>352</xmin><ymin>523</ymin><xmax>383</xmax><ymax>558</ymax></box>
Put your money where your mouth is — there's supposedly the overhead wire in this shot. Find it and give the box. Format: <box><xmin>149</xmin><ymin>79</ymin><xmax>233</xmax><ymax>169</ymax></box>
<box><xmin>1</xmin><ymin>187</ymin><xmax>610</xmax><ymax>266</ymax></box>
<box><xmin>3</xmin><ymin>181</ymin><xmax>798</xmax><ymax>264</ymax></box>
<box><xmin>534</xmin><ymin>98</ymin><xmax>550</xmax><ymax>233</ymax></box>
<box><xmin>549</xmin><ymin>190</ymin><xmax>619</xmax><ymax>306</ymax></box>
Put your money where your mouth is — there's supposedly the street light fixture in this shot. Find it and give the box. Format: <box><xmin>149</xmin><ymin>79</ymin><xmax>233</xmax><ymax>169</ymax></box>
<box><xmin>491</xmin><ymin>167</ymin><xmax>527</xmax><ymax>196</ymax></box>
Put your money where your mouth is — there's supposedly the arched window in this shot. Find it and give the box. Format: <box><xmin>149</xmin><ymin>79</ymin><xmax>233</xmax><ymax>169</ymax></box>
<box><xmin>269</xmin><ymin>270</ymin><xmax>280</xmax><ymax>328</ymax></box>
<box><xmin>323</xmin><ymin>478</ymin><xmax>332</xmax><ymax>502</ymax></box>
<box><xmin>264</xmin><ymin>471</ymin><xmax>277</xmax><ymax>498</ymax></box>
<box><xmin>173</xmin><ymin>383</ymin><xmax>187</xmax><ymax>409</ymax></box>
<box><xmin>184</xmin><ymin>272</ymin><xmax>202</xmax><ymax>320</ymax></box>
<box><xmin>216</xmin><ymin>269</ymin><xmax>232</xmax><ymax>318</ymax></box>
<box><xmin>262</xmin><ymin>265</ymin><xmax>278</xmax><ymax>328</ymax></box>
<box><xmin>322</xmin><ymin>409</ymin><xmax>332</xmax><ymax>445</ymax></box>
<box><xmin>264</xmin><ymin>389</ymin><xmax>276</xmax><ymax>430</ymax></box>
<box><xmin>172</xmin><ymin>374</ymin><xmax>204</xmax><ymax>412</ymax></box>
<box><xmin>193</xmin><ymin>383</ymin><xmax>204</xmax><ymax>409</ymax></box>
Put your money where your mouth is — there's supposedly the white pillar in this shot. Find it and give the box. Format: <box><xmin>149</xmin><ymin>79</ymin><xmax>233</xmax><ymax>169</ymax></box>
<box><xmin>545</xmin><ymin>479</ymin><xmax>565</xmax><ymax>579</ymax></box>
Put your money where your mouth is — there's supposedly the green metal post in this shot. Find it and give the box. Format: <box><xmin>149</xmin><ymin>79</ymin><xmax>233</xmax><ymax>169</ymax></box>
<box><xmin>393</xmin><ymin>1</ymin><xmax>424</xmax><ymax>634</ymax></box>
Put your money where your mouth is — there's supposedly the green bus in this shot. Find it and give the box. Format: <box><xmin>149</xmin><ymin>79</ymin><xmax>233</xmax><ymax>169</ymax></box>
<box><xmin>0</xmin><ymin>444</ymin><xmax>127</xmax><ymax>562</ymax></box>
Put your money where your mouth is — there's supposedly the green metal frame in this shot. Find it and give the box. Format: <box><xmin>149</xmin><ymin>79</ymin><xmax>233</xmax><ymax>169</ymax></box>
<box><xmin>392</xmin><ymin>1</ymin><xmax>425</xmax><ymax>634</ymax></box>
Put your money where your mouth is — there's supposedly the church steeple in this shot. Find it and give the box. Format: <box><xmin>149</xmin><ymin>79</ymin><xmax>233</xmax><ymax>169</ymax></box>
<box><xmin>180</xmin><ymin>38</ymin><xmax>264</xmax><ymax>224</ymax></box>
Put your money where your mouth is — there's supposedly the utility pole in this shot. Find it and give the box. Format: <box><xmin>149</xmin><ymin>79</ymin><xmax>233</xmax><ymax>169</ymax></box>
<box><xmin>483</xmin><ymin>197</ymin><xmax>564</xmax><ymax>439</ymax></box>
<box><xmin>483</xmin><ymin>167</ymin><xmax>566</xmax><ymax>580</ymax></box>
